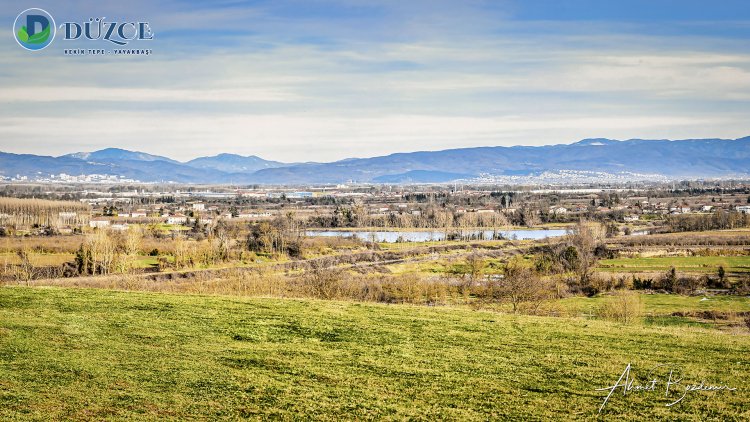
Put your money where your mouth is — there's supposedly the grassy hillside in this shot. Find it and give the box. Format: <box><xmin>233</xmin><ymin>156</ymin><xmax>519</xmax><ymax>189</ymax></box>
<box><xmin>0</xmin><ymin>287</ymin><xmax>748</xmax><ymax>420</ymax></box>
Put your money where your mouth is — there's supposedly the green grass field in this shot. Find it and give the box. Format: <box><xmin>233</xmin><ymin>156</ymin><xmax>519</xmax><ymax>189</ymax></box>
<box><xmin>598</xmin><ymin>256</ymin><xmax>750</xmax><ymax>274</ymax></box>
<box><xmin>560</xmin><ymin>293</ymin><xmax>750</xmax><ymax>315</ymax></box>
<box><xmin>0</xmin><ymin>287</ymin><xmax>748</xmax><ymax>420</ymax></box>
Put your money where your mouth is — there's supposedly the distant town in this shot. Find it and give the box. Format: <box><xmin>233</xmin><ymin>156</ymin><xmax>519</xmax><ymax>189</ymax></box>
<box><xmin>1</xmin><ymin>180</ymin><xmax>748</xmax><ymax>238</ymax></box>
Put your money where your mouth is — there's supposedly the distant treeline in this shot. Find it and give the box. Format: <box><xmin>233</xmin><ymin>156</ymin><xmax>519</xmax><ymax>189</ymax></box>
<box><xmin>666</xmin><ymin>210</ymin><xmax>750</xmax><ymax>232</ymax></box>
<box><xmin>305</xmin><ymin>206</ymin><xmax>511</xmax><ymax>229</ymax></box>
<box><xmin>0</xmin><ymin>198</ymin><xmax>90</xmax><ymax>233</ymax></box>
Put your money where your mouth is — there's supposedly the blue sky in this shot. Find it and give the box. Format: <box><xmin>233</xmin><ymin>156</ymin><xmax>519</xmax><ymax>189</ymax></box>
<box><xmin>1</xmin><ymin>0</ymin><xmax>749</xmax><ymax>161</ymax></box>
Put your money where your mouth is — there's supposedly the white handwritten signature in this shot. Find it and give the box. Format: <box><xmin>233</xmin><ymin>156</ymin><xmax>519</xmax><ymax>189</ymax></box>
<box><xmin>596</xmin><ymin>363</ymin><xmax>737</xmax><ymax>413</ymax></box>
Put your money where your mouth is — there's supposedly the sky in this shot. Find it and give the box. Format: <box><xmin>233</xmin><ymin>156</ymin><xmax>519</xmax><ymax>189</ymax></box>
<box><xmin>1</xmin><ymin>0</ymin><xmax>749</xmax><ymax>162</ymax></box>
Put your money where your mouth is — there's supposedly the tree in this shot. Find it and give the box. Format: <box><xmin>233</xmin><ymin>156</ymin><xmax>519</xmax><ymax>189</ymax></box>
<box><xmin>660</xmin><ymin>267</ymin><xmax>677</xmax><ymax>291</ymax></box>
<box><xmin>247</xmin><ymin>215</ymin><xmax>303</xmax><ymax>257</ymax></box>
<box><xmin>14</xmin><ymin>248</ymin><xmax>34</xmax><ymax>284</ymax></box>
<box><xmin>77</xmin><ymin>230</ymin><xmax>119</xmax><ymax>275</ymax></box>
<box><xmin>492</xmin><ymin>256</ymin><xmax>554</xmax><ymax>313</ymax></box>
<box><xmin>303</xmin><ymin>261</ymin><xmax>342</xmax><ymax>299</ymax></box>
<box><xmin>519</xmin><ymin>206</ymin><xmax>541</xmax><ymax>227</ymax></box>
<box><xmin>123</xmin><ymin>226</ymin><xmax>143</xmax><ymax>271</ymax></box>
<box><xmin>466</xmin><ymin>253</ymin><xmax>486</xmax><ymax>284</ymax></box>
<box><xmin>569</xmin><ymin>220</ymin><xmax>606</xmax><ymax>286</ymax></box>
<box><xmin>172</xmin><ymin>234</ymin><xmax>194</xmax><ymax>269</ymax></box>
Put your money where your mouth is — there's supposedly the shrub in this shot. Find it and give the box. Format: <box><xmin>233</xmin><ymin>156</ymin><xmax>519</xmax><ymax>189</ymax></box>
<box><xmin>487</xmin><ymin>256</ymin><xmax>556</xmax><ymax>313</ymax></box>
<box><xmin>656</xmin><ymin>267</ymin><xmax>678</xmax><ymax>291</ymax></box>
<box><xmin>597</xmin><ymin>291</ymin><xmax>643</xmax><ymax>324</ymax></box>
<box><xmin>673</xmin><ymin>275</ymin><xmax>706</xmax><ymax>295</ymax></box>
<box><xmin>381</xmin><ymin>273</ymin><xmax>425</xmax><ymax>304</ymax></box>
<box><xmin>632</xmin><ymin>276</ymin><xmax>653</xmax><ymax>290</ymax></box>
<box><xmin>733</xmin><ymin>276</ymin><xmax>750</xmax><ymax>295</ymax></box>
<box><xmin>302</xmin><ymin>263</ymin><xmax>342</xmax><ymax>300</ymax></box>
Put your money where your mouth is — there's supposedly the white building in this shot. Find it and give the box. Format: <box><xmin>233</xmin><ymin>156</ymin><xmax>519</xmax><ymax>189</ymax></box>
<box><xmin>167</xmin><ymin>214</ymin><xmax>188</xmax><ymax>225</ymax></box>
<box><xmin>238</xmin><ymin>212</ymin><xmax>272</xmax><ymax>219</ymax></box>
<box><xmin>89</xmin><ymin>218</ymin><xmax>111</xmax><ymax>228</ymax></box>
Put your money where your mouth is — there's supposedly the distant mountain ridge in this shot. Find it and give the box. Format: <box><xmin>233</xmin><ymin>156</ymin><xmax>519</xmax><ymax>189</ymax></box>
<box><xmin>0</xmin><ymin>136</ymin><xmax>748</xmax><ymax>184</ymax></box>
<box><xmin>64</xmin><ymin>148</ymin><xmax>178</xmax><ymax>164</ymax></box>
<box><xmin>186</xmin><ymin>153</ymin><xmax>285</xmax><ymax>173</ymax></box>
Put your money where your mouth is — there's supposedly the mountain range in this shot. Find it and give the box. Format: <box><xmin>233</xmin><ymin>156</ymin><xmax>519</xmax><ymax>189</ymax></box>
<box><xmin>1</xmin><ymin>137</ymin><xmax>748</xmax><ymax>184</ymax></box>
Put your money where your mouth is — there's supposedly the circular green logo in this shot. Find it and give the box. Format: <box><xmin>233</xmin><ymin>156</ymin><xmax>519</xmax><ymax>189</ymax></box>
<box><xmin>13</xmin><ymin>8</ymin><xmax>56</xmax><ymax>51</ymax></box>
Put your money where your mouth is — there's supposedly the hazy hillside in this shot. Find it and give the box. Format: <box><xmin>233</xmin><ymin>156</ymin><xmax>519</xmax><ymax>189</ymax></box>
<box><xmin>249</xmin><ymin>137</ymin><xmax>750</xmax><ymax>183</ymax></box>
<box><xmin>64</xmin><ymin>148</ymin><xmax>179</xmax><ymax>164</ymax></box>
<box><xmin>1</xmin><ymin>137</ymin><xmax>748</xmax><ymax>183</ymax></box>
<box><xmin>186</xmin><ymin>153</ymin><xmax>286</xmax><ymax>173</ymax></box>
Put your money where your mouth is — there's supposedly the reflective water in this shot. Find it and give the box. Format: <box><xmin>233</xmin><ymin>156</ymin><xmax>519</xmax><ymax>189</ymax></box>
<box><xmin>305</xmin><ymin>229</ymin><xmax>567</xmax><ymax>243</ymax></box>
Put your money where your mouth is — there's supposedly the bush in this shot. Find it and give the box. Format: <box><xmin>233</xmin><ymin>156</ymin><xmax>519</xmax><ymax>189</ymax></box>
<box><xmin>733</xmin><ymin>276</ymin><xmax>750</xmax><ymax>295</ymax></box>
<box><xmin>673</xmin><ymin>275</ymin><xmax>706</xmax><ymax>295</ymax></box>
<box><xmin>381</xmin><ymin>273</ymin><xmax>426</xmax><ymax>303</ymax></box>
<box><xmin>302</xmin><ymin>263</ymin><xmax>343</xmax><ymax>300</ymax></box>
<box><xmin>485</xmin><ymin>256</ymin><xmax>556</xmax><ymax>313</ymax></box>
<box><xmin>656</xmin><ymin>267</ymin><xmax>678</xmax><ymax>291</ymax></box>
<box><xmin>597</xmin><ymin>291</ymin><xmax>643</xmax><ymax>324</ymax></box>
<box><xmin>632</xmin><ymin>276</ymin><xmax>653</xmax><ymax>290</ymax></box>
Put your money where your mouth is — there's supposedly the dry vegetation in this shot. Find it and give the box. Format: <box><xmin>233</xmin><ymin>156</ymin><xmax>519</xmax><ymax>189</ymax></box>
<box><xmin>0</xmin><ymin>197</ymin><xmax>90</xmax><ymax>232</ymax></box>
<box><xmin>597</xmin><ymin>290</ymin><xmax>644</xmax><ymax>323</ymax></box>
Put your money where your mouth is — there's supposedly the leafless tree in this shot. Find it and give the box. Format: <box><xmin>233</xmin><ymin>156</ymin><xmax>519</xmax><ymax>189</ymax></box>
<box><xmin>492</xmin><ymin>256</ymin><xmax>555</xmax><ymax>313</ymax></box>
<box><xmin>568</xmin><ymin>219</ymin><xmax>606</xmax><ymax>285</ymax></box>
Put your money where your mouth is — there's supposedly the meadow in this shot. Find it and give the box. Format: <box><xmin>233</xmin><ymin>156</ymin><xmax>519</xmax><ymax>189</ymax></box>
<box><xmin>598</xmin><ymin>256</ymin><xmax>750</xmax><ymax>274</ymax></box>
<box><xmin>0</xmin><ymin>287</ymin><xmax>748</xmax><ymax>421</ymax></box>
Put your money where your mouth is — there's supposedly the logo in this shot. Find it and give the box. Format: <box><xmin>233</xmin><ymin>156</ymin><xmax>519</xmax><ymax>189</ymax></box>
<box><xmin>13</xmin><ymin>8</ymin><xmax>56</xmax><ymax>51</ymax></box>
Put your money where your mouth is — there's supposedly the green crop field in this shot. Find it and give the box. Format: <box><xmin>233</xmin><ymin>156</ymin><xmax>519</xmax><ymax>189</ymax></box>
<box><xmin>0</xmin><ymin>287</ymin><xmax>748</xmax><ymax>420</ymax></box>
<box><xmin>598</xmin><ymin>256</ymin><xmax>750</xmax><ymax>274</ymax></box>
<box><xmin>560</xmin><ymin>293</ymin><xmax>750</xmax><ymax>315</ymax></box>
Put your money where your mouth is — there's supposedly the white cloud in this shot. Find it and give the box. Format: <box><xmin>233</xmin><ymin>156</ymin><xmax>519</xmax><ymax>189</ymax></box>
<box><xmin>0</xmin><ymin>1</ymin><xmax>748</xmax><ymax>162</ymax></box>
<box><xmin>0</xmin><ymin>86</ymin><xmax>301</xmax><ymax>103</ymax></box>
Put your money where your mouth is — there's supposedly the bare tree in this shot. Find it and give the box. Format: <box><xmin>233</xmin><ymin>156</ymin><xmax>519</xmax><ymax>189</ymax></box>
<box><xmin>77</xmin><ymin>230</ymin><xmax>119</xmax><ymax>275</ymax></box>
<box><xmin>123</xmin><ymin>226</ymin><xmax>143</xmax><ymax>271</ymax></box>
<box><xmin>14</xmin><ymin>247</ymin><xmax>34</xmax><ymax>285</ymax></box>
<box><xmin>568</xmin><ymin>220</ymin><xmax>606</xmax><ymax>286</ymax></box>
<box><xmin>303</xmin><ymin>261</ymin><xmax>342</xmax><ymax>300</ymax></box>
<box><xmin>492</xmin><ymin>256</ymin><xmax>554</xmax><ymax>313</ymax></box>
<box><xmin>466</xmin><ymin>253</ymin><xmax>486</xmax><ymax>285</ymax></box>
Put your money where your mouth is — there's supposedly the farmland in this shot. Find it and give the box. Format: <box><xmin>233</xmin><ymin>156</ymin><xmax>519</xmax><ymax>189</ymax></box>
<box><xmin>598</xmin><ymin>256</ymin><xmax>750</xmax><ymax>274</ymax></box>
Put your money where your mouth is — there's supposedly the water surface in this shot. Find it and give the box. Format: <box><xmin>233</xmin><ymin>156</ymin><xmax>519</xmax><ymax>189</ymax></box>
<box><xmin>306</xmin><ymin>229</ymin><xmax>567</xmax><ymax>243</ymax></box>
